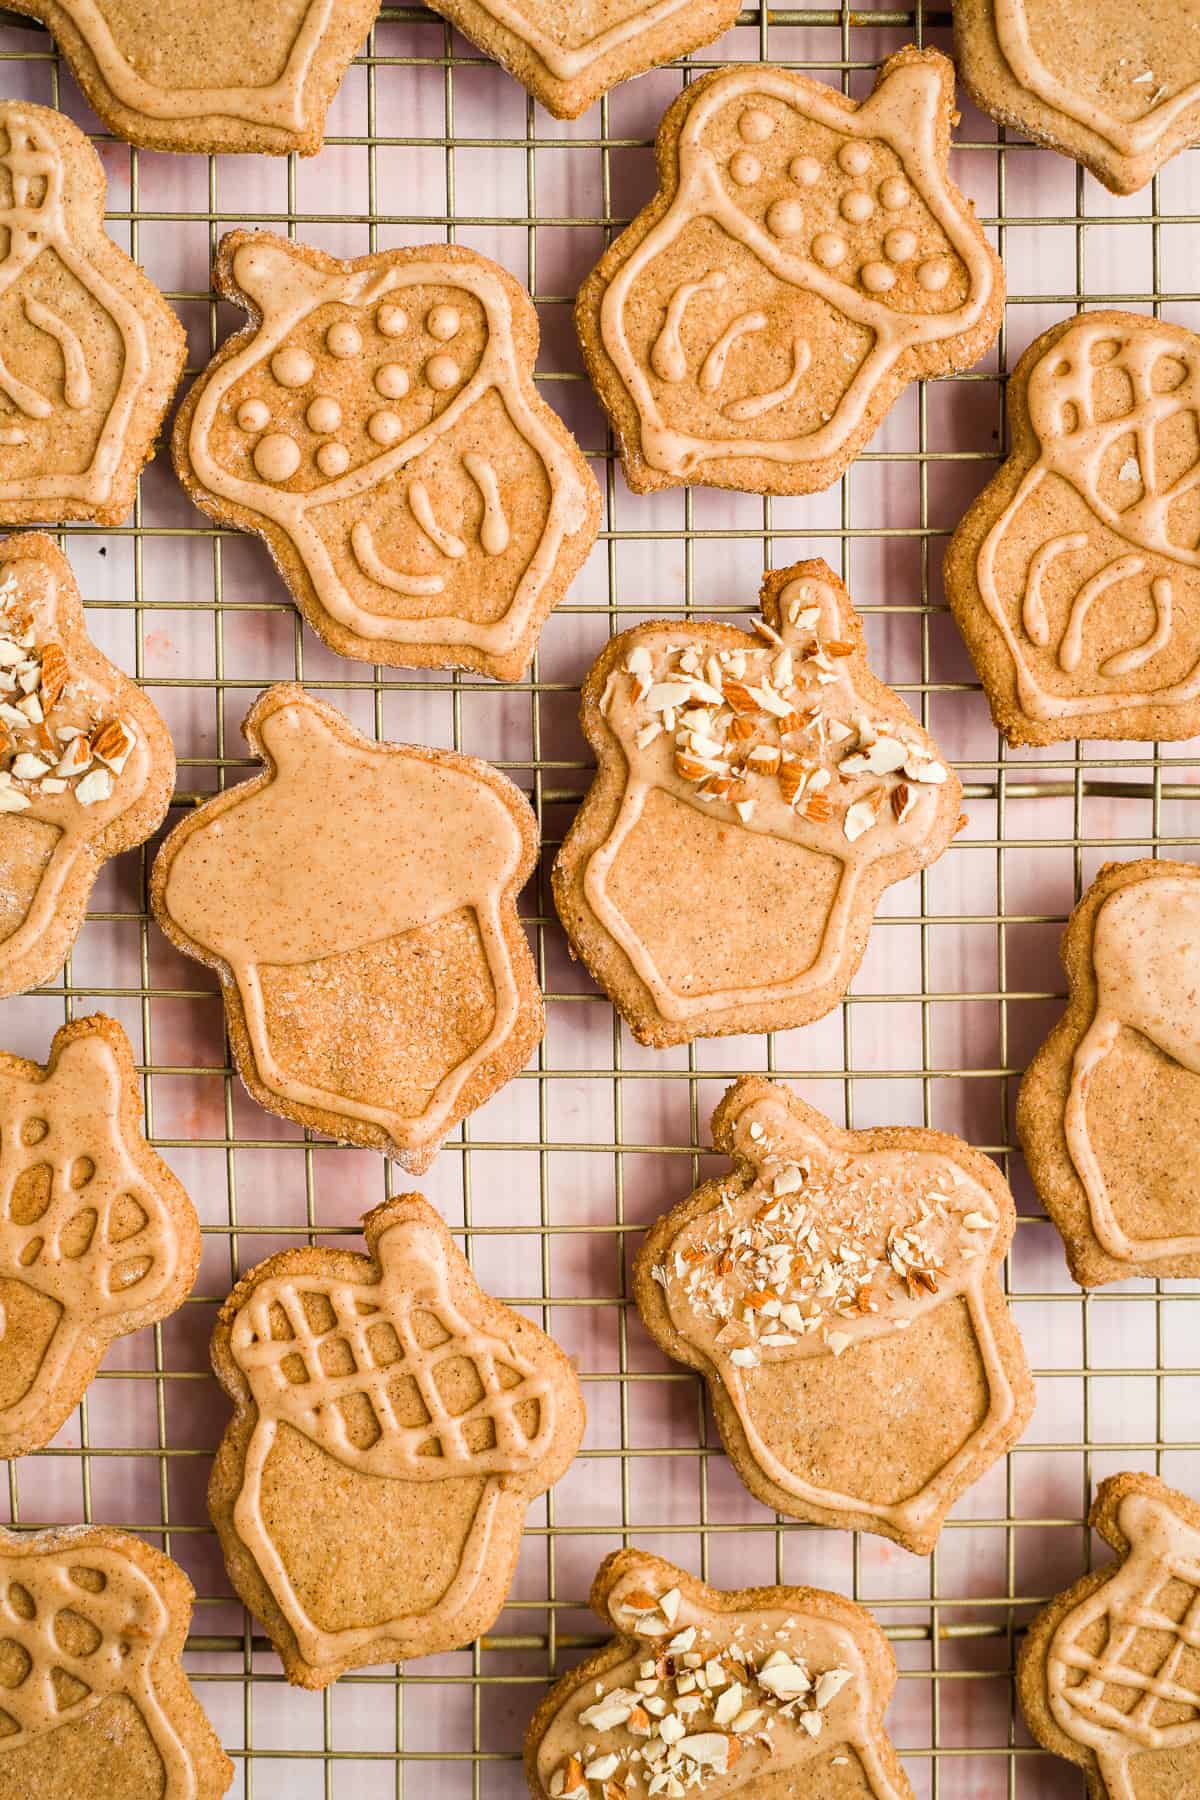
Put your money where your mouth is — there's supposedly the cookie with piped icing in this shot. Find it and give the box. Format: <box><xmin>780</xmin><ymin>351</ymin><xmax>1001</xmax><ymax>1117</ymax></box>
<box><xmin>0</xmin><ymin>102</ymin><xmax>185</xmax><ymax>528</ymax></box>
<box><xmin>150</xmin><ymin>683</ymin><xmax>543</xmax><ymax>1171</ymax></box>
<box><xmin>172</xmin><ymin>231</ymin><xmax>601</xmax><ymax>681</ymax></box>
<box><xmin>2</xmin><ymin>1</ymin><xmax>381</xmax><ymax>157</ymax></box>
<box><xmin>552</xmin><ymin>558</ymin><xmax>964</xmax><ymax>1047</ymax></box>
<box><xmin>633</xmin><ymin>1076</ymin><xmax>1034</xmax><ymax>1555</ymax></box>
<box><xmin>524</xmin><ymin>1549</ymin><xmax>914</xmax><ymax>1799</ymax></box>
<box><xmin>1018</xmin><ymin>858</ymin><xmax>1200</xmax><ymax>1287</ymax></box>
<box><xmin>574</xmin><ymin>47</ymin><xmax>1002</xmax><ymax>497</ymax></box>
<box><xmin>946</xmin><ymin>312</ymin><xmax>1200</xmax><ymax>746</ymax></box>
<box><xmin>954</xmin><ymin>2</ymin><xmax>1200</xmax><ymax>197</ymax></box>
<box><xmin>423</xmin><ymin>0</ymin><xmax>741</xmax><ymax>121</ymax></box>
<box><xmin>0</xmin><ymin>533</ymin><xmax>175</xmax><ymax>998</ymax></box>
<box><xmin>1017</xmin><ymin>1472</ymin><xmax>1200</xmax><ymax>1798</ymax></box>
<box><xmin>0</xmin><ymin>1014</ymin><xmax>201</xmax><ymax>1459</ymax></box>
<box><xmin>210</xmin><ymin>1192</ymin><xmax>584</xmax><ymax>1688</ymax></box>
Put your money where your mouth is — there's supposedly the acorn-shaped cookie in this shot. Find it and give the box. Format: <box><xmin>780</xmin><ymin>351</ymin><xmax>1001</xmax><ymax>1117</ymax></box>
<box><xmin>210</xmin><ymin>1194</ymin><xmax>584</xmax><ymax>1687</ymax></box>
<box><xmin>634</xmin><ymin>1076</ymin><xmax>1034</xmax><ymax>1554</ymax></box>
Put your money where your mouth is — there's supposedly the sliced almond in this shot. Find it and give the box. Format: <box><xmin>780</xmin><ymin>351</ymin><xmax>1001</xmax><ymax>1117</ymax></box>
<box><xmin>722</xmin><ymin>680</ymin><xmax>758</xmax><ymax>716</ymax></box>
<box><xmin>91</xmin><ymin>718</ymin><xmax>135</xmax><ymax>772</ymax></box>
<box><xmin>804</xmin><ymin>794</ymin><xmax>832</xmax><ymax>823</ymax></box>
<box><xmin>823</xmin><ymin>639</ymin><xmax>855</xmax><ymax>658</ymax></box>
<box><xmin>778</xmin><ymin>760</ymin><xmax>806</xmax><ymax>805</ymax></box>
<box><xmin>727</xmin><ymin>715</ymin><xmax>756</xmax><ymax>742</ymax></box>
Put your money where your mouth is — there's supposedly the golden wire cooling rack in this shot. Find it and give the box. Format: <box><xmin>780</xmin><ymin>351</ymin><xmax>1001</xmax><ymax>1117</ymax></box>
<box><xmin>0</xmin><ymin>3</ymin><xmax>1197</xmax><ymax>1796</ymax></box>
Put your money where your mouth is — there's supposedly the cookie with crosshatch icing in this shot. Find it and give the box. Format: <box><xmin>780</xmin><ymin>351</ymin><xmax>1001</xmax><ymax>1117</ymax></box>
<box><xmin>552</xmin><ymin>559</ymin><xmax>964</xmax><ymax>1047</ymax></box>
<box><xmin>574</xmin><ymin>47</ymin><xmax>1002</xmax><ymax>496</ymax></box>
<box><xmin>2</xmin><ymin>1</ymin><xmax>381</xmax><ymax>156</ymax></box>
<box><xmin>955</xmin><ymin>1</ymin><xmax>1200</xmax><ymax>197</ymax></box>
<box><xmin>172</xmin><ymin>231</ymin><xmax>601</xmax><ymax>681</ymax></box>
<box><xmin>633</xmin><ymin>1076</ymin><xmax>1033</xmax><ymax>1555</ymax></box>
<box><xmin>151</xmin><ymin>683</ymin><xmax>543</xmax><ymax>1170</ymax></box>
<box><xmin>0</xmin><ymin>101</ymin><xmax>185</xmax><ymax>528</ymax></box>
<box><xmin>1018</xmin><ymin>1472</ymin><xmax>1200</xmax><ymax>1799</ymax></box>
<box><xmin>423</xmin><ymin>0</ymin><xmax>742</xmax><ymax>120</ymax></box>
<box><xmin>946</xmin><ymin>312</ymin><xmax>1200</xmax><ymax>746</ymax></box>
<box><xmin>0</xmin><ymin>534</ymin><xmax>175</xmax><ymax>999</ymax></box>
<box><xmin>0</xmin><ymin>1521</ymin><xmax>232</xmax><ymax>1797</ymax></box>
<box><xmin>1018</xmin><ymin>858</ymin><xmax>1200</xmax><ymax>1288</ymax></box>
<box><xmin>209</xmin><ymin>1192</ymin><xmax>584</xmax><ymax>1688</ymax></box>
<box><xmin>0</xmin><ymin>1014</ymin><xmax>201</xmax><ymax>1459</ymax></box>
<box><xmin>524</xmin><ymin>1549</ymin><xmax>914</xmax><ymax>1799</ymax></box>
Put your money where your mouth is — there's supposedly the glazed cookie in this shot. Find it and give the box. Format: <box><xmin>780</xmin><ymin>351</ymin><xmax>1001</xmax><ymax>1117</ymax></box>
<box><xmin>1018</xmin><ymin>1472</ymin><xmax>1200</xmax><ymax>1798</ymax></box>
<box><xmin>634</xmin><ymin>1076</ymin><xmax>1033</xmax><ymax>1554</ymax></box>
<box><xmin>575</xmin><ymin>47</ymin><xmax>1002</xmax><ymax>496</ymax></box>
<box><xmin>210</xmin><ymin>1192</ymin><xmax>585</xmax><ymax>1688</ymax></box>
<box><xmin>173</xmin><ymin>232</ymin><xmax>601</xmax><ymax>680</ymax></box>
<box><xmin>151</xmin><ymin>684</ymin><xmax>542</xmax><ymax>1171</ymax></box>
<box><xmin>524</xmin><ymin>1549</ymin><xmax>913</xmax><ymax>1799</ymax></box>
<box><xmin>423</xmin><ymin>0</ymin><xmax>742</xmax><ymax>121</ymax></box>
<box><xmin>954</xmin><ymin>2</ymin><xmax>1200</xmax><ymax>197</ymax></box>
<box><xmin>0</xmin><ymin>102</ymin><xmax>185</xmax><ymax>527</ymax></box>
<box><xmin>0</xmin><ymin>1522</ymin><xmax>232</xmax><ymax>1797</ymax></box>
<box><xmin>946</xmin><ymin>312</ymin><xmax>1200</xmax><ymax>746</ymax></box>
<box><xmin>3</xmin><ymin>1</ymin><xmax>381</xmax><ymax>157</ymax></box>
<box><xmin>0</xmin><ymin>533</ymin><xmax>175</xmax><ymax>998</ymax></box>
<box><xmin>553</xmin><ymin>559</ymin><xmax>963</xmax><ymax>1047</ymax></box>
<box><xmin>1018</xmin><ymin>858</ymin><xmax>1200</xmax><ymax>1287</ymax></box>
<box><xmin>0</xmin><ymin>1015</ymin><xmax>201</xmax><ymax>1459</ymax></box>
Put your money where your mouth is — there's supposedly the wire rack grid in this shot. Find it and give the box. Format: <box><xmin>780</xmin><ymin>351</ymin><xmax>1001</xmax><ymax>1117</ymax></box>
<box><xmin>0</xmin><ymin>2</ymin><xmax>1197</xmax><ymax>1796</ymax></box>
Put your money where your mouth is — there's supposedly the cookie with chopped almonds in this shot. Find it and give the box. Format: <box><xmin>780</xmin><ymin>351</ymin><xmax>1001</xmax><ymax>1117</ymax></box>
<box><xmin>552</xmin><ymin>559</ymin><xmax>964</xmax><ymax>1047</ymax></box>
<box><xmin>633</xmin><ymin>1076</ymin><xmax>1034</xmax><ymax>1554</ymax></box>
<box><xmin>524</xmin><ymin>1549</ymin><xmax>914</xmax><ymax>1799</ymax></box>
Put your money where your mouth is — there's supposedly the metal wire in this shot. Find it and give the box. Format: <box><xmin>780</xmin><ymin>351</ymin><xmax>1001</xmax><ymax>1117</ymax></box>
<box><xmin>0</xmin><ymin>2</ymin><xmax>1196</xmax><ymax>1795</ymax></box>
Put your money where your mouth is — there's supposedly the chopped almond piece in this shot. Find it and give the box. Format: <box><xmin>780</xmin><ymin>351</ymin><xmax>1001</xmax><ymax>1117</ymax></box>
<box><xmin>91</xmin><ymin>718</ymin><xmax>135</xmax><ymax>771</ymax></box>
<box><xmin>728</xmin><ymin>715</ymin><xmax>756</xmax><ymax>742</ymax></box>
<box><xmin>38</xmin><ymin>641</ymin><xmax>68</xmax><ymax>710</ymax></box>
<box><xmin>824</xmin><ymin>639</ymin><xmax>855</xmax><ymax>657</ymax></box>
<box><xmin>722</xmin><ymin>680</ymin><xmax>758</xmax><ymax>715</ymax></box>
<box><xmin>891</xmin><ymin>781</ymin><xmax>911</xmax><ymax>821</ymax></box>
<box><xmin>674</xmin><ymin>751</ymin><xmax>709</xmax><ymax>782</ymax></box>
<box><xmin>778</xmin><ymin>760</ymin><xmax>805</xmax><ymax>804</ymax></box>
<box><xmin>619</xmin><ymin>1589</ymin><xmax>662</xmax><ymax>1615</ymax></box>
<box><xmin>804</xmin><ymin>794</ymin><xmax>832</xmax><ymax>822</ymax></box>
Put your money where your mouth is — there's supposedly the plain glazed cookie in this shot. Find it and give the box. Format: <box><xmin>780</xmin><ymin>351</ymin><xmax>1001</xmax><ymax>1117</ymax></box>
<box><xmin>634</xmin><ymin>1076</ymin><xmax>1033</xmax><ymax>1555</ymax></box>
<box><xmin>2</xmin><ymin>1</ymin><xmax>381</xmax><ymax>156</ymax></box>
<box><xmin>1018</xmin><ymin>1472</ymin><xmax>1200</xmax><ymax>1798</ymax></box>
<box><xmin>524</xmin><ymin>1549</ymin><xmax>914</xmax><ymax>1799</ymax></box>
<box><xmin>575</xmin><ymin>47</ymin><xmax>1003</xmax><ymax>497</ymax></box>
<box><xmin>954</xmin><ymin>1</ymin><xmax>1200</xmax><ymax>196</ymax></box>
<box><xmin>945</xmin><ymin>312</ymin><xmax>1200</xmax><ymax>746</ymax></box>
<box><xmin>0</xmin><ymin>1522</ymin><xmax>233</xmax><ymax>1797</ymax></box>
<box><xmin>553</xmin><ymin>559</ymin><xmax>964</xmax><ymax>1048</ymax></box>
<box><xmin>1018</xmin><ymin>858</ymin><xmax>1200</xmax><ymax>1287</ymax></box>
<box><xmin>172</xmin><ymin>231</ymin><xmax>601</xmax><ymax>681</ymax></box>
<box><xmin>0</xmin><ymin>1015</ymin><xmax>201</xmax><ymax>1459</ymax></box>
<box><xmin>209</xmin><ymin>1192</ymin><xmax>585</xmax><ymax>1689</ymax></box>
<box><xmin>423</xmin><ymin>0</ymin><xmax>741</xmax><ymax>121</ymax></box>
<box><xmin>0</xmin><ymin>102</ymin><xmax>186</xmax><ymax>528</ymax></box>
<box><xmin>150</xmin><ymin>683</ymin><xmax>543</xmax><ymax>1171</ymax></box>
<box><xmin>0</xmin><ymin>533</ymin><xmax>175</xmax><ymax>999</ymax></box>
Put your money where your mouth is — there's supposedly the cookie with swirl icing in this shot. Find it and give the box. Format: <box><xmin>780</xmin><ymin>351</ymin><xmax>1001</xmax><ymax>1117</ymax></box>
<box><xmin>946</xmin><ymin>312</ymin><xmax>1200</xmax><ymax>746</ymax></box>
<box><xmin>552</xmin><ymin>559</ymin><xmax>964</xmax><ymax>1047</ymax></box>
<box><xmin>575</xmin><ymin>47</ymin><xmax>1002</xmax><ymax>497</ymax></box>
<box><xmin>209</xmin><ymin>1193</ymin><xmax>585</xmax><ymax>1688</ymax></box>
<box><xmin>633</xmin><ymin>1076</ymin><xmax>1034</xmax><ymax>1555</ymax></box>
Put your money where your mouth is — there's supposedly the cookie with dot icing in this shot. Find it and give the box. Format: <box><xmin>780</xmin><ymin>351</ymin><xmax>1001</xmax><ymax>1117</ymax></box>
<box><xmin>552</xmin><ymin>558</ymin><xmax>964</xmax><ymax>1047</ymax></box>
<box><xmin>1017</xmin><ymin>1472</ymin><xmax>1200</xmax><ymax>1799</ymax></box>
<box><xmin>1018</xmin><ymin>858</ymin><xmax>1200</xmax><ymax>1287</ymax></box>
<box><xmin>172</xmin><ymin>231</ymin><xmax>601</xmax><ymax>681</ymax></box>
<box><xmin>946</xmin><ymin>311</ymin><xmax>1200</xmax><ymax>746</ymax></box>
<box><xmin>633</xmin><ymin>1076</ymin><xmax>1033</xmax><ymax>1555</ymax></box>
<box><xmin>575</xmin><ymin>47</ymin><xmax>1002</xmax><ymax>496</ymax></box>
<box><xmin>150</xmin><ymin>683</ymin><xmax>543</xmax><ymax>1171</ymax></box>
<box><xmin>209</xmin><ymin>1192</ymin><xmax>584</xmax><ymax>1688</ymax></box>
<box><xmin>955</xmin><ymin>2</ymin><xmax>1200</xmax><ymax>197</ymax></box>
<box><xmin>524</xmin><ymin>1548</ymin><xmax>913</xmax><ymax>1800</ymax></box>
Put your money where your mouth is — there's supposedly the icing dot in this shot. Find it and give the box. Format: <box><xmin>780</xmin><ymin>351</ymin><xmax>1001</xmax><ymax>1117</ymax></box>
<box><xmin>253</xmin><ymin>433</ymin><xmax>300</xmax><ymax>482</ymax></box>
<box><xmin>425</xmin><ymin>354</ymin><xmax>461</xmax><ymax>391</ymax></box>
<box><xmin>860</xmin><ymin>261</ymin><xmax>897</xmax><ymax>294</ymax></box>
<box><xmin>766</xmin><ymin>199</ymin><xmax>805</xmax><ymax>239</ymax></box>
<box><xmin>884</xmin><ymin>228</ymin><xmax>918</xmax><ymax>264</ymax></box>
<box><xmin>326</xmin><ymin>320</ymin><xmax>363</xmax><ymax>358</ymax></box>
<box><xmin>880</xmin><ymin>176</ymin><xmax>911</xmax><ymax>211</ymax></box>
<box><xmin>729</xmin><ymin>151</ymin><xmax>761</xmax><ymax>186</ymax></box>
<box><xmin>789</xmin><ymin>155</ymin><xmax>821</xmax><ymax>187</ymax></box>
<box><xmin>375</xmin><ymin>363</ymin><xmax>410</xmax><ymax>399</ymax></box>
<box><xmin>426</xmin><ymin>305</ymin><xmax>461</xmax><ymax>342</ymax></box>
<box><xmin>917</xmin><ymin>257</ymin><xmax>951</xmax><ymax>292</ymax></box>
<box><xmin>840</xmin><ymin>189</ymin><xmax>874</xmax><ymax>225</ymax></box>
<box><xmin>738</xmin><ymin>108</ymin><xmax>774</xmax><ymax>143</ymax></box>
<box><xmin>306</xmin><ymin>395</ymin><xmax>341</xmax><ymax>433</ymax></box>
<box><xmin>812</xmin><ymin>231</ymin><xmax>847</xmax><ymax>269</ymax></box>
<box><xmin>367</xmin><ymin>409</ymin><xmax>404</xmax><ymax>446</ymax></box>
<box><xmin>316</xmin><ymin>441</ymin><xmax>350</xmax><ymax>477</ymax></box>
<box><xmin>838</xmin><ymin>141</ymin><xmax>871</xmax><ymax>176</ymax></box>
<box><xmin>271</xmin><ymin>347</ymin><xmax>314</xmax><ymax>389</ymax></box>
<box><xmin>377</xmin><ymin>303</ymin><xmax>408</xmax><ymax>336</ymax></box>
<box><xmin>236</xmin><ymin>398</ymin><xmax>269</xmax><ymax>432</ymax></box>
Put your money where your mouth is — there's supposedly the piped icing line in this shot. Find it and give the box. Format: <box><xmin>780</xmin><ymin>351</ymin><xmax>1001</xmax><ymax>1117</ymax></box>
<box><xmin>445</xmin><ymin>0</ymin><xmax>710</xmax><ymax>82</ymax></box>
<box><xmin>23</xmin><ymin>297</ymin><xmax>90</xmax><ymax>409</ymax></box>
